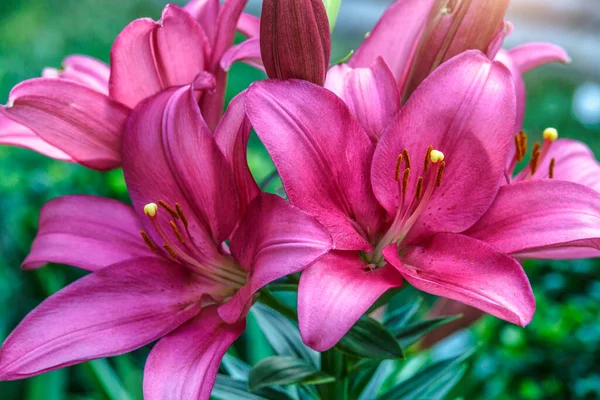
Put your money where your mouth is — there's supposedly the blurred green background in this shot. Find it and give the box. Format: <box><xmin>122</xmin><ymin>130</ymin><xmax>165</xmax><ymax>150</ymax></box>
<box><xmin>0</xmin><ymin>0</ymin><xmax>598</xmax><ymax>399</ymax></box>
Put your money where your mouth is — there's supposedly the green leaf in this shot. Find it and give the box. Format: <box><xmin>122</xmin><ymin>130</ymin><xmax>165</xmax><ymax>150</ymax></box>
<box><xmin>384</xmin><ymin>297</ymin><xmax>424</xmax><ymax>331</ymax></box>
<box><xmin>222</xmin><ymin>353</ymin><xmax>251</xmax><ymax>381</ymax></box>
<box><xmin>248</xmin><ymin>356</ymin><xmax>335</xmax><ymax>392</ymax></box>
<box><xmin>336</xmin><ymin>316</ymin><xmax>404</xmax><ymax>360</ymax></box>
<box><xmin>394</xmin><ymin>315</ymin><xmax>461</xmax><ymax>349</ymax></box>
<box><xmin>251</xmin><ymin>302</ymin><xmax>319</xmax><ymax>367</ymax></box>
<box><xmin>87</xmin><ymin>359</ymin><xmax>133</xmax><ymax>400</ymax></box>
<box><xmin>322</xmin><ymin>0</ymin><xmax>342</xmax><ymax>32</ymax></box>
<box><xmin>377</xmin><ymin>349</ymin><xmax>475</xmax><ymax>400</ymax></box>
<box><xmin>417</xmin><ymin>365</ymin><xmax>467</xmax><ymax>400</ymax></box>
<box><xmin>25</xmin><ymin>369</ymin><xmax>67</xmax><ymax>400</ymax></box>
<box><xmin>212</xmin><ymin>375</ymin><xmax>292</xmax><ymax>400</ymax></box>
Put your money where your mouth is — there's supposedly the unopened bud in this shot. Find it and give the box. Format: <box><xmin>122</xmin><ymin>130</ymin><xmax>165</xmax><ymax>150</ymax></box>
<box><xmin>260</xmin><ymin>0</ymin><xmax>331</xmax><ymax>86</ymax></box>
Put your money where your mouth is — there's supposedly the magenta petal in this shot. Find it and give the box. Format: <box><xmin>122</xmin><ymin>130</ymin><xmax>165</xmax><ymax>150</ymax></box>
<box><xmin>123</xmin><ymin>85</ymin><xmax>239</xmax><ymax>253</ymax></box>
<box><xmin>43</xmin><ymin>55</ymin><xmax>110</xmax><ymax>95</ymax></box>
<box><xmin>384</xmin><ymin>233</ymin><xmax>535</xmax><ymax>326</ymax></box>
<box><xmin>144</xmin><ymin>306</ymin><xmax>245</xmax><ymax>400</ymax></box>
<box><xmin>214</xmin><ymin>92</ymin><xmax>260</xmax><ymax>219</ymax></box>
<box><xmin>211</xmin><ymin>0</ymin><xmax>247</xmax><ymax>67</ymax></box>
<box><xmin>0</xmin><ymin>258</ymin><xmax>204</xmax><ymax>380</ymax></box>
<box><xmin>349</xmin><ymin>0</ymin><xmax>436</xmax><ymax>89</ymax></box>
<box><xmin>508</xmin><ymin>42</ymin><xmax>570</xmax><ymax>74</ymax></box>
<box><xmin>533</xmin><ymin>139</ymin><xmax>600</xmax><ymax>192</ymax></box>
<box><xmin>298</xmin><ymin>251</ymin><xmax>403</xmax><ymax>351</ymax></box>
<box><xmin>22</xmin><ymin>195</ymin><xmax>159</xmax><ymax>271</ymax></box>
<box><xmin>325</xmin><ymin>58</ymin><xmax>401</xmax><ymax>140</ymax></box>
<box><xmin>237</xmin><ymin>12</ymin><xmax>260</xmax><ymax>37</ymax></box>
<box><xmin>109</xmin><ymin>4</ymin><xmax>209</xmax><ymax>108</ymax></box>
<box><xmin>184</xmin><ymin>0</ymin><xmax>220</xmax><ymax>45</ymax></box>
<box><xmin>220</xmin><ymin>38</ymin><xmax>264</xmax><ymax>71</ymax></box>
<box><xmin>371</xmin><ymin>51</ymin><xmax>516</xmax><ymax>235</ymax></box>
<box><xmin>246</xmin><ymin>79</ymin><xmax>386</xmax><ymax>251</ymax></box>
<box><xmin>0</xmin><ymin>115</ymin><xmax>73</xmax><ymax>161</ymax></box>
<box><xmin>219</xmin><ymin>194</ymin><xmax>332</xmax><ymax>323</ymax></box>
<box><xmin>495</xmin><ymin>49</ymin><xmax>526</xmax><ymax>140</ymax></box>
<box><xmin>1</xmin><ymin>78</ymin><xmax>128</xmax><ymax>170</ymax></box>
<box><xmin>466</xmin><ymin>179</ymin><xmax>600</xmax><ymax>258</ymax></box>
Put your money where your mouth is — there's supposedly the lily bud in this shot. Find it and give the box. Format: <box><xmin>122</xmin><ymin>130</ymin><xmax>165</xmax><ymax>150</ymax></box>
<box><xmin>260</xmin><ymin>0</ymin><xmax>331</xmax><ymax>86</ymax></box>
<box><xmin>403</xmin><ymin>0</ymin><xmax>510</xmax><ymax>99</ymax></box>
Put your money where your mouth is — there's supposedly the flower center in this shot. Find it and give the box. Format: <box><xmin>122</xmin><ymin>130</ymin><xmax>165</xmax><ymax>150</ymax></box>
<box><xmin>509</xmin><ymin>127</ymin><xmax>558</xmax><ymax>182</ymax></box>
<box><xmin>367</xmin><ymin>145</ymin><xmax>446</xmax><ymax>267</ymax></box>
<box><xmin>139</xmin><ymin>200</ymin><xmax>246</xmax><ymax>288</ymax></box>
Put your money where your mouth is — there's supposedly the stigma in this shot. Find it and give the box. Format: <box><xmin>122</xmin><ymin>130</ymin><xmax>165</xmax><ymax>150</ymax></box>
<box><xmin>543</xmin><ymin>127</ymin><xmax>558</xmax><ymax>142</ymax></box>
<box><xmin>144</xmin><ymin>203</ymin><xmax>158</xmax><ymax>217</ymax></box>
<box><xmin>430</xmin><ymin>150</ymin><xmax>445</xmax><ymax>163</ymax></box>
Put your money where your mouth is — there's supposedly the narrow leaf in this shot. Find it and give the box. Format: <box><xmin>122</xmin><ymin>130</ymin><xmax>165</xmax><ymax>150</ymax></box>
<box><xmin>249</xmin><ymin>356</ymin><xmax>335</xmax><ymax>392</ymax></box>
<box><xmin>222</xmin><ymin>353</ymin><xmax>251</xmax><ymax>381</ymax></box>
<box><xmin>336</xmin><ymin>316</ymin><xmax>404</xmax><ymax>360</ymax></box>
<box><xmin>212</xmin><ymin>375</ymin><xmax>293</xmax><ymax>400</ymax></box>
<box><xmin>384</xmin><ymin>297</ymin><xmax>424</xmax><ymax>331</ymax></box>
<box><xmin>322</xmin><ymin>0</ymin><xmax>342</xmax><ymax>31</ymax></box>
<box><xmin>395</xmin><ymin>315</ymin><xmax>461</xmax><ymax>349</ymax></box>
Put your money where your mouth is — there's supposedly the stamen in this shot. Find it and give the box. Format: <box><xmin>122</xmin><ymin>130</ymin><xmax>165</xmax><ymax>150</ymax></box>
<box><xmin>175</xmin><ymin>203</ymin><xmax>189</xmax><ymax>229</ymax></box>
<box><xmin>514</xmin><ymin>134</ymin><xmax>524</xmax><ymax>162</ymax></box>
<box><xmin>436</xmin><ymin>161</ymin><xmax>446</xmax><ymax>187</ymax></box>
<box><xmin>530</xmin><ymin>150</ymin><xmax>541</xmax><ymax>175</ymax></box>
<box><xmin>402</xmin><ymin>149</ymin><xmax>411</xmax><ymax>169</ymax></box>
<box><xmin>423</xmin><ymin>145</ymin><xmax>433</xmax><ymax>173</ymax></box>
<box><xmin>170</xmin><ymin>221</ymin><xmax>185</xmax><ymax>244</ymax></box>
<box><xmin>520</xmin><ymin>130</ymin><xmax>528</xmax><ymax>159</ymax></box>
<box><xmin>543</xmin><ymin>127</ymin><xmax>558</xmax><ymax>142</ymax></box>
<box><xmin>531</xmin><ymin>141</ymin><xmax>541</xmax><ymax>157</ymax></box>
<box><xmin>415</xmin><ymin>177</ymin><xmax>424</xmax><ymax>201</ymax></box>
<box><xmin>158</xmin><ymin>200</ymin><xmax>179</xmax><ymax>219</ymax></box>
<box><xmin>430</xmin><ymin>149</ymin><xmax>445</xmax><ymax>163</ymax></box>
<box><xmin>144</xmin><ymin>203</ymin><xmax>158</xmax><ymax>217</ymax></box>
<box><xmin>163</xmin><ymin>243</ymin><xmax>178</xmax><ymax>259</ymax></box>
<box><xmin>402</xmin><ymin>168</ymin><xmax>410</xmax><ymax>195</ymax></box>
<box><xmin>140</xmin><ymin>230</ymin><xmax>157</xmax><ymax>250</ymax></box>
<box><xmin>394</xmin><ymin>154</ymin><xmax>403</xmax><ymax>181</ymax></box>
<box><xmin>549</xmin><ymin>158</ymin><xmax>556</xmax><ymax>179</ymax></box>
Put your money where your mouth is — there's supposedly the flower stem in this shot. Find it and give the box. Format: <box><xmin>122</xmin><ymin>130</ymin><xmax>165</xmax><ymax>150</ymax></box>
<box><xmin>320</xmin><ymin>348</ymin><xmax>349</xmax><ymax>399</ymax></box>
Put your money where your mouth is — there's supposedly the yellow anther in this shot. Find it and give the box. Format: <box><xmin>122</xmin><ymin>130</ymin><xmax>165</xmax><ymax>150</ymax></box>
<box><xmin>543</xmin><ymin>127</ymin><xmax>558</xmax><ymax>142</ymax></box>
<box><xmin>430</xmin><ymin>149</ymin><xmax>445</xmax><ymax>163</ymax></box>
<box><xmin>144</xmin><ymin>203</ymin><xmax>158</xmax><ymax>217</ymax></box>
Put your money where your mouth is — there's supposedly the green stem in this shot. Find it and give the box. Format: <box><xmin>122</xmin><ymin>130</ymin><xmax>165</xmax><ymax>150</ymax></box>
<box><xmin>320</xmin><ymin>348</ymin><xmax>348</xmax><ymax>399</ymax></box>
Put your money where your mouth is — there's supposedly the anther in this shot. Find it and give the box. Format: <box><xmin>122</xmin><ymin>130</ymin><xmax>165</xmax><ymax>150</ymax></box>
<box><xmin>514</xmin><ymin>134</ymin><xmax>524</xmax><ymax>162</ymax></box>
<box><xmin>424</xmin><ymin>145</ymin><xmax>433</xmax><ymax>173</ymax></box>
<box><xmin>531</xmin><ymin>142</ymin><xmax>541</xmax><ymax>157</ymax></box>
<box><xmin>175</xmin><ymin>203</ymin><xmax>188</xmax><ymax>229</ymax></box>
<box><xmin>158</xmin><ymin>200</ymin><xmax>179</xmax><ymax>219</ymax></box>
<box><xmin>402</xmin><ymin>149</ymin><xmax>411</xmax><ymax>169</ymax></box>
<box><xmin>143</xmin><ymin>203</ymin><xmax>158</xmax><ymax>217</ymax></box>
<box><xmin>163</xmin><ymin>243</ymin><xmax>178</xmax><ymax>259</ymax></box>
<box><xmin>549</xmin><ymin>158</ymin><xmax>556</xmax><ymax>179</ymax></box>
<box><xmin>530</xmin><ymin>150</ymin><xmax>541</xmax><ymax>175</ymax></box>
<box><xmin>416</xmin><ymin>176</ymin><xmax>424</xmax><ymax>201</ymax></box>
<box><xmin>169</xmin><ymin>221</ymin><xmax>185</xmax><ymax>244</ymax></box>
<box><xmin>436</xmin><ymin>161</ymin><xmax>446</xmax><ymax>187</ymax></box>
<box><xmin>543</xmin><ymin>127</ymin><xmax>558</xmax><ymax>142</ymax></box>
<box><xmin>140</xmin><ymin>230</ymin><xmax>157</xmax><ymax>250</ymax></box>
<box><xmin>430</xmin><ymin>149</ymin><xmax>445</xmax><ymax>163</ymax></box>
<box><xmin>395</xmin><ymin>154</ymin><xmax>403</xmax><ymax>181</ymax></box>
<box><xmin>402</xmin><ymin>168</ymin><xmax>410</xmax><ymax>195</ymax></box>
<box><xmin>519</xmin><ymin>131</ymin><xmax>528</xmax><ymax>159</ymax></box>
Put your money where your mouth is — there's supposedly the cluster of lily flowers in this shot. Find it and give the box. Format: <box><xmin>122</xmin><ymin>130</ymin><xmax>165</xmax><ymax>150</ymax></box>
<box><xmin>0</xmin><ymin>0</ymin><xmax>599</xmax><ymax>398</ymax></box>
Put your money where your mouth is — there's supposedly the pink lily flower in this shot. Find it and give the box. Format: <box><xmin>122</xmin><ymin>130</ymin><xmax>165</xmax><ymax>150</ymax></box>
<box><xmin>0</xmin><ymin>1</ymin><xmax>256</xmax><ymax>169</ymax></box>
<box><xmin>246</xmin><ymin>51</ymin><xmax>537</xmax><ymax>351</ymax></box>
<box><xmin>0</xmin><ymin>82</ymin><xmax>332</xmax><ymax>399</ymax></box>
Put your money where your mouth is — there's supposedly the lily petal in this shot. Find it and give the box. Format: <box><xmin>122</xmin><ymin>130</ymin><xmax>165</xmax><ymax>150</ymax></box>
<box><xmin>246</xmin><ymin>79</ymin><xmax>386</xmax><ymax>251</ymax></box>
<box><xmin>349</xmin><ymin>0</ymin><xmax>436</xmax><ymax>90</ymax></box>
<box><xmin>237</xmin><ymin>12</ymin><xmax>260</xmax><ymax>37</ymax></box>
<box><xmin>325</xmin><ymin>58</ymin><xmax>401</xmax><ymax>140</ymax></box>
<box><xmin>219</xmin><ymin>193</ymin><xmax>332</xmax><ymax>323</ymax></box>
<box><xmin>184</xmin><ymin>0</ymin><xmax>220</xmax><ymax>45</ymax></box>
<box><xmin>383</xmin><ymin>233</ymin><xmax>535</xmax><ymax>326</ymax></box>
<box><xmin>221</xmin><ymin>38</ymin><xmax>264</xmax><ymax>71</ymax></box>
<box><xmin>465</xmin><ymin>179</ymin><xmax>600</xmax><ymax>258</ymax></box>
<box><xmin>508</xmin><ymin>42</ymin><xmax>570</xmax><ymax>74</ymax></box>
<box><xmin>42</xmin><ymin>55</ymin><xmax>110</xmax><ymax>95</ymax></box>
<box><xmin>123</xmin><ymin>85</ymin><xmax>239</xmax><ymax>255</ymax></box>
<box><xmin>144</xmin><ymin>306</ymin><xmax>245</xmax><ymax>400</ymax></box>
<box><xmin>298</xmin><ymin>251</ymin><xmax>403</xmax><ymax>351</ymax></box>
<box><xmin>212</xmin><ymin>0</ymin><xmax>248</xmax><ymax>67</ymax></box>
<box><xmin>109</xmin><ymin>4</ymin><xmax>209</xmax><ymax>109</ymax></box>
<box><xmin>214</xmin><ymin>92</ymin><xmax>260</xmax><ymax>219</ymax></box>
<box><xmin>0</xmin><ymin>78</ymin><xmax>129</xmax><ymax>170</ymax></box>
<box><xmin>0</xmin><ymin>258</ymin><xmax>204</xmax><ymax>380</ymax></box>
<box><xmin>22</xmin><ymin>195</ymin><xmax>158</xmax><ymax>271</ymax></box>
<box><xmin>371</xmin><ymin>51</ymin><xmax>516</xmax><ymax>236</ymax></box>
<box><xmin>0</xmin><ymin>115</ymin><xmax>73</xmax><ymax>161</ymax></box>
